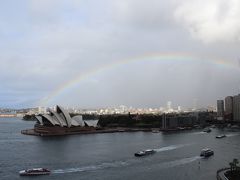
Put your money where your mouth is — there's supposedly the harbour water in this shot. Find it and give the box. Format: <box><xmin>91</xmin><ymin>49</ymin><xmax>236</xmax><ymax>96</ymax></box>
<box><xmin>1</xmin><ymin>118</ymin><xmax>240</xmax><ymax>180</ymax></box>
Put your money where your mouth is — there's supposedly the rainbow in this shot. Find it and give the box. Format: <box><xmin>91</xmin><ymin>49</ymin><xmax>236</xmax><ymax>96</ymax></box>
<box><xmin>39</xmin><ymin>52</ymin><xmax>238</xmax><ymax>106</ymax></box>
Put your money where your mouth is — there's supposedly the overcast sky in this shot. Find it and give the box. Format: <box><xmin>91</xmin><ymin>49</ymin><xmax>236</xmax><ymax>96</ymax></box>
<box><xmin>1</xmin><ymin>0</ymin><xmax>240</xmax><ymax>109</ymax></box>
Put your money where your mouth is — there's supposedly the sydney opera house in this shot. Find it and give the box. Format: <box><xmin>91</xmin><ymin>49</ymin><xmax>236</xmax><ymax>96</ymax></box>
<box><xmin>33</xmin><ymin>105</ymin><xmax>99</xmax><ymax>136</ymax></box>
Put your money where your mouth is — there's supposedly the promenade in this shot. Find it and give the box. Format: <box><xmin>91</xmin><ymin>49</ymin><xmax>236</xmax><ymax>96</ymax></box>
<box><xmin>216</xmin><ymin>168</ymin><xmax>229</xmax><ymax>180</ymax></box>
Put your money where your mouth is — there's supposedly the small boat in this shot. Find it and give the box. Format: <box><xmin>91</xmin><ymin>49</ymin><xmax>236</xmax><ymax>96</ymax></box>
<box><xmin>118</xmin><ymin>129</ymin><xmax>125</xmax><ymax>132</ymax></box>
<box><xmin>203</xmin><ymin>128</ymin><xmax>211</xmax><ymax>133</ymax></box>
<box><xmin>151</xmin><ymin>130</ymin><xmax>160</xmax><ymax>133</ymax></box>
<box><xmin>216</xmin><ymin>134</ymin><xmax>226</xmax><ymax>139</ymax></box>
<box><xmin>19</xmin><ymin>168</ymin><xmax>51</xmax><ymax>176</ymax></box>
<box><xmin>200</xmin><ymin>148</ymin><xmax>214</xmax><ymax>157</ymax></box>
<box><xmin>135</xmin><ymin>149</ymin><xmax>156</xmax><ymax>157</ymax></box>
<box><xmin>231</xmin><ymin>125</ymin><xmax>239</xmax><ymax>129</ymax></box>
<box><xmin>177</xmin><ymin>127</ymin><xmax>186</xmax><ymax>130</ymax></box>
<box><xmin>193</xmin><ymin>125</ymin><xmax>201</xmax><ymax>129</ymax></box>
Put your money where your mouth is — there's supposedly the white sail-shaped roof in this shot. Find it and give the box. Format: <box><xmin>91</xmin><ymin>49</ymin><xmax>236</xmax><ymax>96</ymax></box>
<box><xmin>84</xmin><ymin>120</ymin><xmax>99</xmax><ymax>127</ymax></box>
<box><xmin>48</xmin><ymin>109</ymin><xmax>67</xmax><ymax>127</ymax></box>
<box><xmin>56</xmin><ymin>105</ymin><xmax>72</xmax><ymax>127</ymax></box>
<box><xmin>42</xmin><ymin>114</ymin><xmax>60</xmax><ymax>126</ymax></box>
<box><xmin>35</xmin><ymin>115</ymin><xmax>43</xmax><ymax>125</ymax></box>
<box><xmin>35</xmin><ymin>105</ymin><xmax>99</xmax><ymax>128</ymax></box>
<box><xmin>71</xmin><ymin>119</ymin><xmax>80</xmax><ymax>126</ymax></box>
<box><xmin>72</xmin><ymin>115</ymin><xmax>85</xmax><ymax>127</ymax></box>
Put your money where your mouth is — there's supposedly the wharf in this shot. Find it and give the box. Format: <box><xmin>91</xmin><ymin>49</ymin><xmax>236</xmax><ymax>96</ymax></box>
<box><xmin>216</xmin><ymin>167</ymin><xmax>229</xmax><ymax>180</ymax></box>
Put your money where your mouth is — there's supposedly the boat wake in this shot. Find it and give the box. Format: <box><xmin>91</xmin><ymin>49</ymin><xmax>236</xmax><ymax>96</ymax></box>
<box><xmin>226</xmin><ymin>133</ymin><xmax>240</xmax><ymax>137</ymax></box>
<box><xmin>154</xmin><ymin>144</ymin><xmax>192</xmax><ymax>153</ymax></box>
<box><xmin>192</xmin><ymin>132</ymin><xmax>206</xmax><ymax>135</ymax></box>
<box><xmin>52</xmin><ymin>144</ymin><xmax>194</xmax><ymax>174</ymax></box>
<box><xmin>52</xmin><ymin>156</ymin><xmax>200</xmax><ymax>174</ymax></box>
<box><xmin>159</xmin><ymin>156</ymin><xmax>201</xmax><ymax>169</ymax></box>
<box><xmin>52</xmin><ymin>161</ymin><xmax>128</xmax><ymax>174</ymax></box>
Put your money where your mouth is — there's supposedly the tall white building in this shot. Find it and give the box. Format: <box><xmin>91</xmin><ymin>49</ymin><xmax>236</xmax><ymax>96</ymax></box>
<box><xmin>177</xmin><ymin>106</ymin><xmax>181</xmax><ymax>112</ymax></box>
<box><xmin>167</xmin><ymin>101</ymin><xmax>172</xmax><ymax>109</ymax></box>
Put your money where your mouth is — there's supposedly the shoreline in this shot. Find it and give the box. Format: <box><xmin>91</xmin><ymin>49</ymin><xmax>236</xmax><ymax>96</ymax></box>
<box><xmin>21</xmin><ymin>128</ymin><xmax>153</xmax><ymax>136</ymax></box>
<box><xmin>21</xmin><ymin>127</ymin><xmax>197</xmax><ymax>137</ymax></box>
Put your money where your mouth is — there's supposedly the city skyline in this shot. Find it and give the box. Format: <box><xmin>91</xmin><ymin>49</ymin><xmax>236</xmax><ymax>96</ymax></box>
<box><xmin>0</xmin><ymin>0</ymin><xmax>240</xmax><ymax>108</ymax></box>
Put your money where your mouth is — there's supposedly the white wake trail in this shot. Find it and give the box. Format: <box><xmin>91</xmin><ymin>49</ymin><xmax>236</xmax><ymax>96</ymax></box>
<box><xmin>192</xmin><ymin>132</ymin><xmax>206</xmax><ymax>135</ymax></box>
<box><xmin>226</xmin><ymin>133</ymin><xmax>240</xmax><ymax>137</ymax></box>
<box><xmin>52</xmin><ymin>161</ymin><xmax>128</xmax><ymax>174</ymax></box>
<box><xmin>53</xmin><ymin>144</ymin><xmax>193</xmax><ymax>174</ymax></box>
<box><xmin>154</xmin><ymin>143</ymin><xmax>192</xmax><ymax>152</ymax></box>
<box><xmin>159</xmin><ymin>156</ymin><xmax>201</xmax><ymax>169</ymax></box>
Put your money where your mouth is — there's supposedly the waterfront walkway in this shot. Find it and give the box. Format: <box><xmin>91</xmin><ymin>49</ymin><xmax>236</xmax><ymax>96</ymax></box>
<box><xmin>216</xmin><ymin>168</ymin><xmax>229</xmax><ymax>180</ymax></box>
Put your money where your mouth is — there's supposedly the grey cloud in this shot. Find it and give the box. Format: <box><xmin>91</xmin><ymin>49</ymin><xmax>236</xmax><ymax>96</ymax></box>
<box><xmin>110</xmin><ymin>0</ymin><xmax>175</xmax><ymax>29</ymax></box>
<box><xmin>0</xmin><ymin>0</ymin><xmax>239</xmax><ymax>108</ymax></box>
<box><xmin>174</xmin><ymin>0</ymin><xmax>240</xmax><ymax>43</ymax></box>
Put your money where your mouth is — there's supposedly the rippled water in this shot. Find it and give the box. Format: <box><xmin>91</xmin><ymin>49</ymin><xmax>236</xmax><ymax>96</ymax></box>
<box><xmin>0</xmin><ymin>118</ymin><xmax>240</xmax><ymax>180</ymax></box>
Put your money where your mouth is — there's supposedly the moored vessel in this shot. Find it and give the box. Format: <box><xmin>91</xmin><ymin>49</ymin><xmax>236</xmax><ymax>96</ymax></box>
<box><xmin>203</xmin><ymin>128</ymin><xmax>211</xmax><ymax>133</ymax></box>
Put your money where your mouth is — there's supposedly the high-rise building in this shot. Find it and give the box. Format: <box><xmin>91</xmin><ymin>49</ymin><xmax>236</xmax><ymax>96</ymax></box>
<box><xmin>166</xmin><ymin>101</ymin><xmax>173</xmax><ymax>113</ymax></box>
<box><xmin>233</xmin><ymin>94</ymin><xmax>240</xmax><ymax>121</ymax></box>
<box><xmin>167</xmin><ymin>101</ymin><xmax>172</xmax><ymax>110</ymax></box>
<box><xmin>217</xmin><ymin>100</ymin><xmax>224</xmax><ymax>117</ymax></box>
<box><xmin>225</xmin><ymin>96</ymin><xmax>233</xmax><ymax>120</ymax></box>
<box><xmin>177</xmin><ymin>106</ymin><xmax>181</xmax><ymax>112</ymax></box>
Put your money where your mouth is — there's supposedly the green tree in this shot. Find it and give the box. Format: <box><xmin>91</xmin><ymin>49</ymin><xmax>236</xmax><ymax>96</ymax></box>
<box><xmin>229</xmin><ymin>158</ymin><xmax>239</xmax><ymax>173</ymax></box>
<box><xmin>233</xmin><ymin>159</ymin><xmax>239</xmax><ymax>171</ymax></box>
<box><xmin>229</xmin><ymin>162</ymin><xmax>234</xmax><ymax>173</ymax></box>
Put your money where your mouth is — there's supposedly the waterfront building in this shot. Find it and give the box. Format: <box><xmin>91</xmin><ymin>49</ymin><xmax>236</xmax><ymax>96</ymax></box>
<box><xmin>233</xmin><ymin>94</ymin><xmax>240</xmax><ymax>121</ymax></box>
<box><xmin>162</xmin><ymin>113</ymin><xmax>167</xmax><ymax>129</ymax></box>
<box><xmin>225</xmin><ymin>96</ymin><xmax>233</xmax><ymax>120</ymax></box>
<box><xmin>161</xmin><ymin>113</ymin><xmax>198</xmax><ymax>129</ymax></box>
<box><xmin>217</xmin><ymin>100</ymin><xmax>224</xmax><ymax>119</ymax></box>
<box><xmin>35</xmin><ymin>105</ymin><xmax>99</xmax><ymax>127</ymax></box>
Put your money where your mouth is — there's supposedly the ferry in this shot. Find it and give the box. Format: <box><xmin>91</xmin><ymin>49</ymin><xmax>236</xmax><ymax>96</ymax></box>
<box><xmin>135</xmin><ymin>149</ymin><xmax>156</xmax><ymax>157</ymax></box>
<box><xmin>203</xmin><ymin>128</ymin><xmax>211</xmax><ymax>133</ymax></box>
<box><xmin>216</xmin><ymin>134</ymin><xmax>226</xmax><ymax>139</ymax></box>
<box><xmin>210</xmin><ymin>125</ymin><xmax>216</xmax><ymax>128</ymax></box>
<box><xmin>118</xmin><ymin>129</ymin><xmax>125</xmax><ymax>132</ymax></box>
<box><xmin>200</xmin><ymin>148</ymin><xmax>214</xmax><ymax>158</ymax></box>
<box><xmin>19</xmin><ymin>168</ymin><xmax>51</xmax><ymax>176</ymax></box>
<box><xmin>231</xmin><ymin>125</ymin><xmax>239</xmax><ymax>129</ymax></box>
